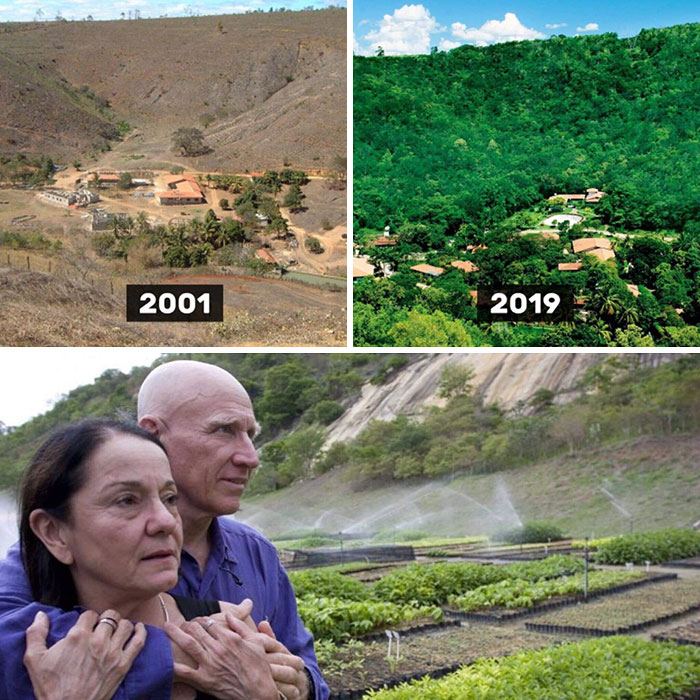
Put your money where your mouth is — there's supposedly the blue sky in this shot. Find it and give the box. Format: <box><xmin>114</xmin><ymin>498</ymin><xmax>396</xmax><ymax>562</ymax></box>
<box><xmin>0</xmin><ymin>0</ymin><xmax>343</xmax><ymax>23</ymax></box>
<box><xmin>354</xmin><ymin>0</ymin><xmax>699</xmax><ymax>55</ymax></box>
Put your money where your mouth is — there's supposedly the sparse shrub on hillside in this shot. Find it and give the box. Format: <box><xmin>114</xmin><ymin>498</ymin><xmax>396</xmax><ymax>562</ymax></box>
<box><xmin>200</xmin><ymin>113</ymin><xmax>215</xmax><ymax>128</ymax></box>
<box><xmin>370</xmin><ymin>355</ymin><xmax>408</xmax><ymax>385</ymax></box>
<box><xmin>0</xmin><ymin>231</ymin><xmax>58</xmax><ymax>251</ymax></box>
<box><xmin>310</xmin><ymin>400</ymin><xmax>344</xmax><ymax>425</ymax></box>
<box><xmin>171</xmin><ymin>127</ymin><xmax>211</xmax><ymax>157</ymax></box>
<box><xmin>115</xmin><ymin>120</ymin><xmax>131</xmax><ymax>138</ymax></box>
<box><xmin>314</xmin><ymin>441</ymin><xmax>349</xmax><ymax>475</ymax></box>
<box><xmin>170</xmin><ymin>165</ymin><xmax>184</xmax><ymax>174</ymax></box>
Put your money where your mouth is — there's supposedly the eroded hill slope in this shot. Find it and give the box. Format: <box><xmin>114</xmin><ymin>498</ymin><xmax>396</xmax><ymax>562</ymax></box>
<box><xmin>0</xmin><ymin>9</ymin><xmax>346</xmax><ymax>168</ymax></box>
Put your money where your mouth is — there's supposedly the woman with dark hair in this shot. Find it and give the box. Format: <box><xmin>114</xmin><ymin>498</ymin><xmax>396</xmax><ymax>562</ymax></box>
<box><xmin>18</xmin><ymin>418</ymin><xmax>286</xmax><ymax>700</ymax></box>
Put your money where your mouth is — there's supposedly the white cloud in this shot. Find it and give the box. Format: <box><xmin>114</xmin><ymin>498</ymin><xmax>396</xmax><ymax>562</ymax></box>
<box><xmin>576</xmin><ymin>22</ymin><xmax>599</xmax><ymax>32</ymax></box>
<box><xmin>451</xmin><ymin>12</ymin><xmax>545</xmax><ymax>47</ymax></box>
<box><xmin>545</xmin><ymin>22</ymin><xmax>566</xmax><ymax>29</ymax></box>
<box><xmin>438</xmin><ymin>38</ymin><xmax>461</xmax><ymax>51</ymax></box>
<box><xmin>353</xmin><ymin>31</ymin><xmax>363</xmax><ymax>54</ymax></box>
<box><xmin>363</xmin><ymin>4</ymin><xmax>441</xmax><ymax>55</ymax></box>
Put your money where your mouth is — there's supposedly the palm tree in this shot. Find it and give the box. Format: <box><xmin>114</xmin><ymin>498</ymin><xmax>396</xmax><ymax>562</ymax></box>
<box><xmin>588</xmin><ymin>317</ymin><xmax>613</xmax><ymax>343</ymax></box>
<box><xmin>616</xmin><ymin>302</ymin><xmax>640</xmax><ymax>328</ymax></box>
<box><xmin>591</xmin><ymin>288</ymin><xmax>623</xmax><ymax>319</ymax></box>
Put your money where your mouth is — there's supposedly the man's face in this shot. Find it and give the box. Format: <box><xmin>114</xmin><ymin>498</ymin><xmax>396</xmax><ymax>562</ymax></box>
<box><xmin>159</xmin><ymin>383</ymin><xmax>260</xmax><ymax>522</ymax></box>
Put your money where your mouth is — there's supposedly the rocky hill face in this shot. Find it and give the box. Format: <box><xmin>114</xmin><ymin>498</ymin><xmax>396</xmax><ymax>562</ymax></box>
<box><xmin>327</xmin><ymin>353</ymin><xmax>677</xmax><ymax>445</ymax></box>
<box><xmin>0</xmin><ymin>9</ymin><xmax>346</xmax><ymax>168</ymax></box>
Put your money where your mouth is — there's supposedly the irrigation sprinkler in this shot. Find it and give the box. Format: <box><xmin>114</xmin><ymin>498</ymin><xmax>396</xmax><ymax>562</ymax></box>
<box><xmin>385</xmin><ymin>630</ymin><xmax>400</xmax><ymax>661</ymax></box>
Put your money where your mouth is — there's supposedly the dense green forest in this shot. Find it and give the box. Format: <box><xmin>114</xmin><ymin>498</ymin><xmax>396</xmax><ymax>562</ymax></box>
<box><xmin>0</xmin><ymin>353</ymin><xmax>396</xmax><ymax>491</ymax></box>
<box><xmin>354</xmin><ymin>24</ymin><xmax>700</xmax><ymax>347</ymax></box>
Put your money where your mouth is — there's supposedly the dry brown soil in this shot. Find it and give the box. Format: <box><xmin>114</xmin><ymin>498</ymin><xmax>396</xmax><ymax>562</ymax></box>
<box><xmin>0</xmin><ymin>10</ymin><xmax>346</xmax><ymax>170</ymax></box>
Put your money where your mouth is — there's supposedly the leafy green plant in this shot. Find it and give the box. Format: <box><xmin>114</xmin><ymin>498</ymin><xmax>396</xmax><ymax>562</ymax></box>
<box><xmin>449</xmin><ymin>570</ymin><xmax>642</xmax><ymax>612</ymax></box>
<box><xmin>373</xmin><ymin>556</ymin><xmax>583</xmax><ymax>607</ymax></box>
<box><xmin>492</xmin><ymin>521</ymin><xmax>565</xmax><ymax>544</ymax></box>
<box><xmin>296</xmin><ymin>595</ymin><xmax>441</xmax><ymax>642</ymax></box>
<box><xmin>596</xmin><ymin>528</ymin><xmax>700</xmax><ymax>565</ymax></box>
<box><xmin>289</xmin><ymin>569</ymin><xmax>369</xmax><ymax>601</ymax></box>
<box><xmin>365</xmin><ymin>637</ymin><xmax>700</xmax><ymax>699</ymax></box>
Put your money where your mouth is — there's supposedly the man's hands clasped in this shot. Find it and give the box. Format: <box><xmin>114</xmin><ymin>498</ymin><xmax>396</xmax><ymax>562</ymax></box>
<box><xmin>167</xmin><ymin>603</ymin><xmax>310</xmax><ymax>700</ymax></box>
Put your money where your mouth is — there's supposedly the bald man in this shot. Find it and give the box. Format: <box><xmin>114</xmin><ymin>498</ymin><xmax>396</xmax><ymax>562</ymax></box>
<box><xmin>0</xmin><ymin>361</ymin><xmax>328</xmax><ymax>700</ymax></box>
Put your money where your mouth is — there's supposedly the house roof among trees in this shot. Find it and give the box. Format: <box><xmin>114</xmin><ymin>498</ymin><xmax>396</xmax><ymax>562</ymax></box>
<box><xmin>353</xmin><ymin>257</ymin><xmax>375</xmax><ymax>278</ymax></box>
<box><xmin>450</xmin><ymin>260</ymin><xmax>479</xmax><ymax>273</ymax></box>
<box><xmin>587</xmin><ymin>248</ymin><xmax>616</xmax><ymax>261</ymax></box>
<box><xmin>572</xmin><ymin>237</ymin><xmax>612</xmax><ymax>253</ymax></box>
<box><xmin>410</xmin><ymin>263</ymin><xmax>444</xmax><ymax>276</ymax></box>
<box><xmin>256</xmin><ymin>248</ymin><xmax>277</xmax><ymax>265</ymax></box>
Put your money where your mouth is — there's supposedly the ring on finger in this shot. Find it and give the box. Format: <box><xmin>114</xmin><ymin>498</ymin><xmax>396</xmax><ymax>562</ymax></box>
<box><xmin>204</xmin><ymin>619</ymin><xmax>216</xmax><ymax>629</ymax></box>
<box><xmin>97</xmin><ymin>617</ymin><xmax>119</xmax><ymax>632</ymax></box>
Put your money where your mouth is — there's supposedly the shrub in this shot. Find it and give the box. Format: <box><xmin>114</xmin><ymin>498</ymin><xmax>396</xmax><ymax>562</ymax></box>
<box><xmin>289</xmin><ymin>569</ymin><xmax>368</xmax><ymax>601</ymax></box>
<box><xmin>596</xmin><ymin>528</ymin><xmax>700</xmax><ymax>565</ymax></box>
<box><xmin>305</xmin><ymin>237</ymin><xmax>324</xmax><ymax>254</ymax></box>
<box><xmin>297</xmin><ymin>595</ymin><xmax>440</xmax><ymax>642</ymax></box>
<box><xmin>366</xmin><ymin>637</ymin><xmax>700</xmax><ymax>699</ymax></box>
<box><xmin>311</xmin><ymin>400</ymin><xmax>344</xmax><ymax>425</ymax></box>
<box><xmin>492</xmin><ymin>521</ymin><xmax>565</xmax><ymax>545</ymax></box>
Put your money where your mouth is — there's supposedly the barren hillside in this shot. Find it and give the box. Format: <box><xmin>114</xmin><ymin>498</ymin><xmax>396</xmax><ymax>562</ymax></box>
<box><xmin>0</xmin><ymin>9</ymin><xmax>346</xmax><ymax>168</ymax></box>
<box><xmin>0</xmin><ymin>49</ymin><xmax>117</xmax><ymax>157</ymax></box>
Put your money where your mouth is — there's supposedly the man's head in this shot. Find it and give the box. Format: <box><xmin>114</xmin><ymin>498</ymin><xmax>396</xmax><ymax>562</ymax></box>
<box><xmin>138</xmin><ymin>361</ymin><xmax>260</xmax><ymax>523</ymax></box>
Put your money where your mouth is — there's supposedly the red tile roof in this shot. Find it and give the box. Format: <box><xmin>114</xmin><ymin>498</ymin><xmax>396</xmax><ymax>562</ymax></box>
<box><xmin>256</xmin><ymin>248</ymin><xmax>277</xmax><ymax>265</ymax></box>
<box><xmin>587</xmin><ymin>248</ymin><xmax>615</xmax><ymax>261</ymax></box>
<box><xmin>572</xmin><ymin>237</ymin><xmax>612</xmax><ymax>253</ymax></box>
<box><xmin>410</xmin><ymin>263</ymin><xmax>444</xmax><ymax>276</ymax></box>
<box><xmin>450</xmin><ymin>260</ymin><xmax>479</xmax><ymax>273</ymax></box>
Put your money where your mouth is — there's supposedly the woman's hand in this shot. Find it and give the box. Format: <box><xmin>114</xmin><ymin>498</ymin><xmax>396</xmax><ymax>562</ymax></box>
<box><xmin>24</xmin><ymin>609</ymin><xmax>146</xmax><ymax>700</ymax></box>
<box><xmin>166</xmin><ymin>613</ymin><xmax>279</xmax><ymax>700</ymax></box>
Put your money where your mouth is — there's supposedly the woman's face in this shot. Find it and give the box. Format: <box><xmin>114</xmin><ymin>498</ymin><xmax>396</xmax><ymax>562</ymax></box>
<box><xmin>56</xmin><ymin>433</ymin><xmax>183</xmax><ymax>608</ymax></box>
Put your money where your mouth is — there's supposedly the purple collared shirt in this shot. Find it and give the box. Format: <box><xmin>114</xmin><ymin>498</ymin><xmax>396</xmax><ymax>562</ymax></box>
<box><xmin>0</xmin><ymin>517</ymin><xmax>328</xmax><ymax>700</ymax></box>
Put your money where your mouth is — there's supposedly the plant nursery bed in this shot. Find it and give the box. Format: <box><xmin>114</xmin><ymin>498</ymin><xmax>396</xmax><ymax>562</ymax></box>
<box><xmin>359</xmin><ymin>618</ymin><xmax>461</xmax><ymax>643</ymax></box>
<box><xmin>321</xmin><ymin>623</ymin><xmax>564</xmax><ymax>698</ymax></box>
<box><xmin>524</xmin><ymin>579</ymin><xmax>700</xmax><ymax>636</ymax></box>
<box><xmin>445</xmin><ymin>573</ymin><xmax>675</xmax><ymax>623</ymax></box>
<box><xmin>666</xmin><ymin>556</ymin><xmax>700</xmax><ymax>569</ymax></box>
<box><xmin>653</xmin><ymin>617</ymin><xmax>700</xmax><ymax>646</ymax></box>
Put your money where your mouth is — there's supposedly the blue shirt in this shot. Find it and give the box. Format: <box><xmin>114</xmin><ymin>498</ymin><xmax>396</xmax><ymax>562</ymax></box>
<box><xmin>0</xmin><ymin>517</ymin><xmax>328</xmax><ymax>700</ymax></box>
